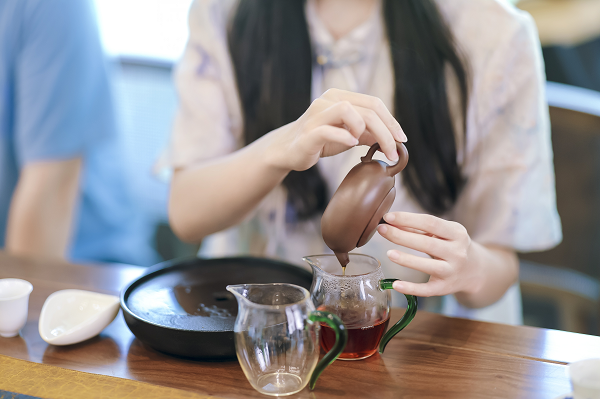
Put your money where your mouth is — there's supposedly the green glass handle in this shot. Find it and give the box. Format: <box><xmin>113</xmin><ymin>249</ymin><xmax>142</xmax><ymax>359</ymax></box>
<box><xmin>308</xmin><ymin>310</ymin><xmax>347</xmax><ymax>390</ymax></box>
<box><xmin>378</xmin><ymin>278</ymin><xmax>418</xmax><ymax>354</ymax></box>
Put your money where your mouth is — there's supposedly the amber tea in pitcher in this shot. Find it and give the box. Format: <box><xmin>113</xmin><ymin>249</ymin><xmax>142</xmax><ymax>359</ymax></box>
<box><xmin>304</xmin><ymin>254</ymin><xmax>417</xmax><ymax>360</ymax></box>
<box><xmin>320</xmin><ymin>314</ymin><xmax>390</xmax><ymax>359</ymax></box>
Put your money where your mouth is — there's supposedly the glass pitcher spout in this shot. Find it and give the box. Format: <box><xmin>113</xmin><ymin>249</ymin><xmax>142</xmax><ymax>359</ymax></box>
<box><xmin>226</xmin><ymin>284</ymin><xmax>245</xmax><ymax>297</ymax></box>
<box><xmin>302</xmin><ymin>256</ymin><xmax>321</xmax><ymax>274</ymax></box>
<box><xmin>225</xmin><ymin>284</ymin><xmax>252</xmax><ymax>306</ymax></box>
<box><xmin>227</xmin><ymin>283</ymin><xmax>313</xmax><ymax>308</ymax></box>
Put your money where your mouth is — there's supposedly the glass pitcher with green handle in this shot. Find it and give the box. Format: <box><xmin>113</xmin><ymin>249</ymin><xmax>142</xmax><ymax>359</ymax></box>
<box><xmin>227</xmin><ymin>283</ymin><xmax>347</xmax><ymax>396</ymax></box>
<box><xmin>304</xmin><ymin>253</ymin><xmax>417</xmax><ymax>360</ymax></box>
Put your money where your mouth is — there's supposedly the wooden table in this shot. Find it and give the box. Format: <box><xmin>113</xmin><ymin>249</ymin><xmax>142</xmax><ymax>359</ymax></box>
<box><xmin>1</xmin><ymin>251</ymin><xmax>599</xmax><ymax>399</ymax></box>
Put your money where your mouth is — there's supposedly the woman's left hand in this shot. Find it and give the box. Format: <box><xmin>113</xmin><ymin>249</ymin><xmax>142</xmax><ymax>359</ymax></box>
<box><xmin>377</xmin><ymin>212</ymin><xmax>483</xmax><ymax>297</ymax></box>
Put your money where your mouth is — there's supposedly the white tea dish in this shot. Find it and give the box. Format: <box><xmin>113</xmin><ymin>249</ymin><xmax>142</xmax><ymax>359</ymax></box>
<box><xmin>570</xmin><ymin>358</ymin><xmax>600</xmax><ymax>399</ymax></box>
<box><xmin>39</xmin><ymin>289</ymin><xmax>119</xmax><ymax>345</ymax></box>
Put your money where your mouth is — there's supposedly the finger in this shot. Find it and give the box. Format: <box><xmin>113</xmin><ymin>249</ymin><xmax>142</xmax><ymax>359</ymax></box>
<box><xmin>356</xmin><ymin>131</ymin><xmax>377</xmax><ymax>147</ymax></box>
<box><xmin>383</xmin><ymin>212</ymin><xmax>465</xmax><ymax>241</ymax></box>
<box><xmin>310</xmin><ymin>101</ymin><xmax>366</xmax><ymax>140</ymax></box>
<box><xmin>310</xmin><ymin>125</ymin><xmax>359</xmax><ymax>149</ymax></box>
<box><xmin>378</xmin><ymin>224</ymin><xmax>450</xmax><ymax>260</ymax></box>
<box><xmin>354</xmin><ymin>105</ymin><xmax>398</xmax><ymax>161</ymax></box>
<box><xmin>391</xmin><ymin>280</ymin><xmax>448</xmax><ymax>297</ymax></box>
<box><xmin>386</xmin><ymin>250</ymin><xmax>451</xmax><ymax>278</ymax></box>
<box><xmin>321</xmin><ymin>88</ymin><xmax>407</xmax><ymax>142</ymax></box>
<box><xmin>398</xmin><ymin>226</ymin><xmax>431</xmax><ymax>236</ymax></box>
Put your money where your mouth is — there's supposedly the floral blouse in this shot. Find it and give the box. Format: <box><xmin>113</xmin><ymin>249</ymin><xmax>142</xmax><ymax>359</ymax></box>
<box><xmin>158</xmin><ymin>0</ymin><xmax>562</xmax><ymax>325</ymax></box>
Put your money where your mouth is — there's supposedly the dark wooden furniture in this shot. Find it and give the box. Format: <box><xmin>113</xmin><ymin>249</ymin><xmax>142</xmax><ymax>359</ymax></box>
<box><xmin>1</xmin><ymin>251</ymin><xmax>599</xmax><ymax>398</ymax></box>
<box><xmin>519</xmin><ymin>82</ymin><xmax>600</xmax><ymax>334</ymax></box>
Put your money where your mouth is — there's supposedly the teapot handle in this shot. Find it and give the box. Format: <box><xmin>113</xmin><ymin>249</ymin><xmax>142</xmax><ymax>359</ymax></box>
<box><xmin>307</xmin><ymin>311</ymin><xmax>347</xmax><ymax>390</ymax></box>
<box><xmin>361</xmin><ymin>142</ymin><xmax>409</xmax><ymax>177</ymax></box>
<box><xmin>378</xmin><ymin>279</ymin><xmax>418</xmax><ymax>354</ymax></box>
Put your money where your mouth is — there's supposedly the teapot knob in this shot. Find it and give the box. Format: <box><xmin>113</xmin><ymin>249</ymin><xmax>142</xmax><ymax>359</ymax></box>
<box><xmin>361</xmin><ymin>142</ymin><xmax>409</xmax><ymax>177</ymax></box>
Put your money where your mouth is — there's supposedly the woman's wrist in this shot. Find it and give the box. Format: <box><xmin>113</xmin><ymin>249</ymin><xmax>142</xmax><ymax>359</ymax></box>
<box><xmin>454</xmin><ymin>242</ymin><xmax>518</xmax><ymax>309</ymax></box>
<box><xmin>457</xmin><ymin>241</ymin><xmax>486</xmax><ymax>294</ymax></box>
<box><xmin>256</xmin><ymin>122</ymin><xmax>297</xmax><ymax>173</ymax></box>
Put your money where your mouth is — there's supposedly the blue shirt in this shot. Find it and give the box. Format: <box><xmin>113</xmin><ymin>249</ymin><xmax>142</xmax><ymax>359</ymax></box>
<box><xmin>0</xmin><ymin>0</ymin><xmax>158</xmax><ymax>265</ymax></box>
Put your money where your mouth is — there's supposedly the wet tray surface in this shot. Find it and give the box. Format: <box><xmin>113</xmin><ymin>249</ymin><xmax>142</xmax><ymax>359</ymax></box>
<box><xmin>121</xmin><ymin>257</ymin><xmax>313</xmax><ymax>359</ymax></box>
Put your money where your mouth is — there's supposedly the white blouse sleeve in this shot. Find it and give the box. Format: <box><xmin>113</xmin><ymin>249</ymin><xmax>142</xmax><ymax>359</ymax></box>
<box><xmin>450</xmin><ymin>10</ymin><xmax>562</xmax><ymax>252</ymax></box>
<box><xmin>158</xmin><ymin>0</ymin><xmax>243</xmax><ymax>172</ymax></box>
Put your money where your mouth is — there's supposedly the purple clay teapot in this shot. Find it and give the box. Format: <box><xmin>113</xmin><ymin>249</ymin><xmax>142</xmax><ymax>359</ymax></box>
<box><xmin>321</xmin><ymin>142</ymin><xmax>409</xmax><ymax>266</ymax></box>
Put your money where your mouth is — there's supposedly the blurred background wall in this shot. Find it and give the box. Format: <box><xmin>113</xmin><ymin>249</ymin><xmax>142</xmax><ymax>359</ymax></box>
<box><xmin>93</xmin><ymin>0</ymin><xmax>197</xmax><ymax>262</ymax></box>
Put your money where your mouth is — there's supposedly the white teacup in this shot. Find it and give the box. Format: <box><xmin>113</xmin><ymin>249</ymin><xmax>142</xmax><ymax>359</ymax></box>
<box><xmin>0</xmin><ymin>279</ymin><xmax>33</xmax><ymax>337</ymax></box>
<box><xmin>570</xmin><ymin>358</ymin><xmax>600</xmax><ymax>399</ymax></box>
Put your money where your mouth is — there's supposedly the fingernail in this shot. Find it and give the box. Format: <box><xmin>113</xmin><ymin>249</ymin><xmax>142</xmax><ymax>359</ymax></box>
<box><xmin>392</xmin><ymin>280</ymin><xmax>404</xmax><ymax>291</ymax></box>
<box><xmin>378</xmin><ymin>225</ymin><xmax>388</xmax><ymax>234</ymax></box>
<box><xmin>387</xmin><ymin>250</ymin><xmax>399</xmax><ymax>260</ymax></box>
<box><xmin>399</xmin><ymin>131</ymin><xmax>408</xmax><ymax>142</ymax></box>
<box><xmin>394</xmin><ymin>122</ymin><xmax>407</xmax><ymax>141</ymax></box>
<box><xmin>390</xmin><ymin>151</ymin><xmax>399</xmax><ymax>162</ymax></box>
<box><xmin>383</xmin><ymin>213</ymin><xmax>395</xmax><ymax>223</ymax></box>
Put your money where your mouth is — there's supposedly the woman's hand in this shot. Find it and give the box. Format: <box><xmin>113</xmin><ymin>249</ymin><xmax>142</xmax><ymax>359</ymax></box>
<box><xmin>377</xmin><ymin>212</ymin><xmax>519</xmax><ymax>308</ymax></box>
<box><xmin>377</xmin><ymin>212</ymin><xmax>482</xmax><ymax>298</ymax></box>
<box><xmin>265</xmin><ymin>88</ymin><xmax>407</xmax><ymax>172</ymax></box>
<box><xmin>170</xmin><ymin>89</ymin><xmax>406</xmax><ymax>243</ymax></box>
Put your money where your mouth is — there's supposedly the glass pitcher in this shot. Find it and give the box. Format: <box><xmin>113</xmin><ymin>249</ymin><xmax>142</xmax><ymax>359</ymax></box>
<box><xmin>304</xmin><ymin>253</ymin><xmax>417</xmax><ymax>360</ymax></box>
<box><xmin>227</xmin><ymin>283</ymin><xmax>347</xmax><ymax>396</ymax></box>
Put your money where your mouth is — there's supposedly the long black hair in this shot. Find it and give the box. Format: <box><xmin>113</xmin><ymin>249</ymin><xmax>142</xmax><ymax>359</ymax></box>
<box><xmin>228</xmin><ymin>0</ymin><xmax>468</xmax><ymax>218</ymax></box>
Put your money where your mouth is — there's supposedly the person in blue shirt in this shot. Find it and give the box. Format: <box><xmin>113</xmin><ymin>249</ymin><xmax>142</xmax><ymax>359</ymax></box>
<box><xmin>0</xmin><ymin>0</ymin><xmax>158</xmax><ymax>265</ymax></box>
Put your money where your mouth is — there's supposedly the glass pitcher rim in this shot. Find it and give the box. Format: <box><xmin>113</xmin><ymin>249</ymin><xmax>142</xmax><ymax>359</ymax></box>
<box><xmin>226</xmin><ymin>283</ymin><xmax>311</xmax><ymax>309</ymax></box>
<box><xmin>302</xmin><ymin>253</ymin><xmax>382</xmax><ymax>278</ymax></box>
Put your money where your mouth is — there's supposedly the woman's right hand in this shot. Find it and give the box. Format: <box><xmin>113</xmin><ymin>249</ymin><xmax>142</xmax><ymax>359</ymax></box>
<box><xmin>265</xmin><ymin>88</ymin><xmax>407</xmax><ymax>172</ymax></box>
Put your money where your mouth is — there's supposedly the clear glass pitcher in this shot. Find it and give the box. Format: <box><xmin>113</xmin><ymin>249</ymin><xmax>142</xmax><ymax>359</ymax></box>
<box><xmin>227</xmin><ymin>283</ymin><xmax>347</xmax><ymax>396</ymax></box>
<box><xmin>303</xmin><ymin>254</ymin><xmax>417</xmax><ymax>360</ymax></box>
